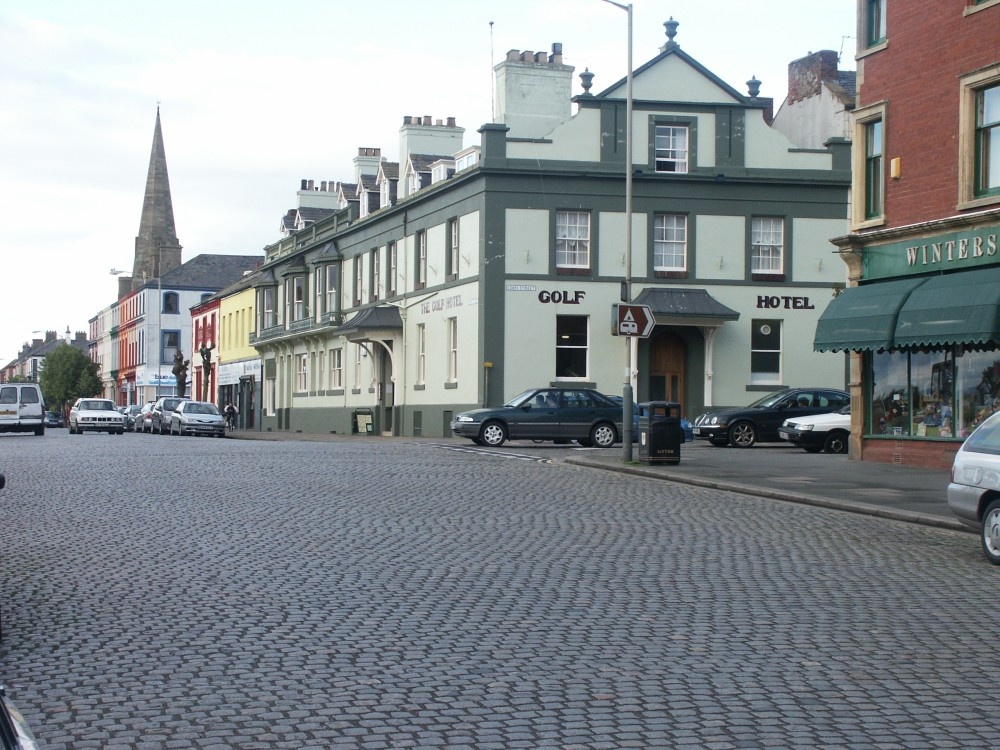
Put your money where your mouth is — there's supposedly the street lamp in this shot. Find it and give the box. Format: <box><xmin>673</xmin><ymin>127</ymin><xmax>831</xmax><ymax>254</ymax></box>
<box><xmin>603</xmin><ymin>0</ymin><xmax>635</xmax><ymax>461</ymax></box>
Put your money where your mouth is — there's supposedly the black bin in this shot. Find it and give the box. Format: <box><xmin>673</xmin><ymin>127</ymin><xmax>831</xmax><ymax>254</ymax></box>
<box><xmin>638</xmin><ymin>401</ymin><xmax>683</xmax><ymax>465</ymax></box>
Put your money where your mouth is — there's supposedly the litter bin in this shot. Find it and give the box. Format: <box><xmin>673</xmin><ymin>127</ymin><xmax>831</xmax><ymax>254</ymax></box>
<box><xmin>638</xmin><ymin>401</ymin><xmax>683</xmax><ymax>464</ymax></box>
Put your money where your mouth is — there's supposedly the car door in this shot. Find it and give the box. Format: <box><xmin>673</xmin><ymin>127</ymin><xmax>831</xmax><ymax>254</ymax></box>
<box><xmin>511</xmin><ymin>389</ymin><xmax>561</xmax><ymax>440</ymax></box>
<box><xmin>558</xmin><ymin>389</ymin><xmax>602</xmax><ymax>440</ymax></box>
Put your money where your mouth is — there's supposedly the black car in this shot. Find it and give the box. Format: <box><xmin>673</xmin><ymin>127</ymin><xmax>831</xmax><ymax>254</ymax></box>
<box><xmin>451</xmin><ymin>387</ymin><xmax>623</xmax><ymax>447</ymax></box>
<box><xmin>693</xmin><ymin>387</ymin><xmax>850</xmax><ymax>448</ymax></box>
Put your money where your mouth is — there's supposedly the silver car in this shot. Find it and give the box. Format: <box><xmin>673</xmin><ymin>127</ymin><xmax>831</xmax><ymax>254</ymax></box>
<box><xmin>169</xmin><ymin>400</ymin><xmax>226</xmax><ymax>437</ymax></box>
<box><xmin>947</xmin><ymin>411</ymin><xmax>1000</xmax><ymax>564</ymax></box>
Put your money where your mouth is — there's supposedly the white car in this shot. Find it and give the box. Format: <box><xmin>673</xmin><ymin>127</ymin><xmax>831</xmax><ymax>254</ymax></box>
<box><xmin>948</xmin><ymin>411</ymin><xmax>1000</xmax><ymax>564</ymax></box>
<box><xmin>778</xmin><ymin>405</ymin><xmax>851</xmax><ymax>454</ymax></box>
<box><xmin>68</xmin><ymin>398</ymin><xmax>125</xmax><ymax>435</ymax></box>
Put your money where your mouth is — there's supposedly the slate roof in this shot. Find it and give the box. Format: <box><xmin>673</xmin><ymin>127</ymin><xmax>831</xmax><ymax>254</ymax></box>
<box><xmin>155</xmin><ymin>254</ymin><xmax>262</xmax><ymax>292</ymax></box>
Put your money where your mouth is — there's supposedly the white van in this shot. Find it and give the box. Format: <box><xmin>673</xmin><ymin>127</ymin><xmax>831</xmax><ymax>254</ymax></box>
<box><xmin>0</xmin><ymin>383</ymin><xmax>45</xmax><ymax>435</ymax></box>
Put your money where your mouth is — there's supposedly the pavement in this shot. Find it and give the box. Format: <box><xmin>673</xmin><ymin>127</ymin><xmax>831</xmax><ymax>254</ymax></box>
<box><xmin>232</xmin><ymin>429</ymin><xmax>967</xmax><ymax>534</ymax></box>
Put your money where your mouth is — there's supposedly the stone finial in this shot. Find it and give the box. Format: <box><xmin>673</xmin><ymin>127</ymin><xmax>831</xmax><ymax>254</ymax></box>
<box><xmin>579</xmin><ymin>68</ymin><xmax>595</xmax><ymax>96</ymax></box>
<box><xmin>747</xmin><ymin>75</ymin><xmax>761</xmax><ymax>99</ymax></box>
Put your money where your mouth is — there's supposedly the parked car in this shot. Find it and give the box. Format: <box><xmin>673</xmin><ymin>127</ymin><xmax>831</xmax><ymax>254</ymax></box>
<box><xmin>0</xmin><ymin>383</ymin><xmax>45</xmax><ymax>436</ymax></box>
<box><xmin>135</xmin><ymin>402</ymin><xmax>155</xmax><ymax>433</ymax></box>
<box><xmin>68</xmin><ymin>398</ymin><xmax>125</xmax><ymax>435</ymax></box>
<box><xmin>0</xmin><ymin>685</ymin><xmax>38</xmax><ymax>750</ymax></box>
<box><xmin>693</xmin><ymin>387</ymin><xmax>850</xmax><ymax>448</ymax></box>
<box><xmin>150</xmin><ymin>397</ymin><xmax>185</xmax><ymax>435</ymax></box>
<box><xmin>44</xmin><ymin>410</ymin><xmax>64</xmax><ymax>428</ymax></box>
<box><xmin>169</xmin><ymin>400</ymin><xmax>225</xmax><ymax>437</ymax></box>
<box><xmin>121</xmin><ymin>404</ymin><xmax>143</xmax><ymax>432</ymax></box>
<box><xmin>947</xmin><ymin>411</ymin><xmax>1000</xmax><ymax>564</ymax></box>
<box><xmin>451</xmin><ymin>388</ymin><xmax>623</xmax><ymax>447</ymax></box>
<box><xmin>778</xmin><ymin>404</ymin><xmax>851</xmax><ymax>454</ymax></box>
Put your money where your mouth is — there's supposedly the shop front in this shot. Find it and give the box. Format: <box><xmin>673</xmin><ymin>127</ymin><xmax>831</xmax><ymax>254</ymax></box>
<box><xmin>820</xmin><ymin>216</ymin><xmax>1000</xmax><ymax>467</ymax></box>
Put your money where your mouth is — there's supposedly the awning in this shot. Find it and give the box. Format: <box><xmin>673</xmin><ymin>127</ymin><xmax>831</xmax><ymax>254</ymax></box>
<box><xmin>631</xmin><ymin>288</ymin><xmax>740</xmax><ymax>327</ymax></box>
<box><xmin>813</xmin><ymin>276</ymin><xmax>927</xmax><ymax>352</ymax></box>
<box><xmin>894</xmin><ymin>266</ymin><xmax>1000</xmax><ymax>347</ymax></box>
<box><xmin>338</xmin><ymin>305</ymin><xmax>403</xmax><ymax>342</ymax></box>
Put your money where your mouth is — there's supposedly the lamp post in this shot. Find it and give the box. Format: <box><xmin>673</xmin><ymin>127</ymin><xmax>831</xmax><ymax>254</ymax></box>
<box><xmin>603</xmin><ymin>0</ymin><xmax>635</xmax><ymax>461</ymax></box>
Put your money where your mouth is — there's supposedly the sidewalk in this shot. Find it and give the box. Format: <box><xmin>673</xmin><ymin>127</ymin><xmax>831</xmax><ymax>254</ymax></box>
<box><xmin>566</xmin><ymin>440</ymin><xmax>966</xmax><ymax>532</ymax></box>
<box><xmin>231</xmin><ymin>429</ymin><xmax>966</xmax><ymax>533</ymax></box>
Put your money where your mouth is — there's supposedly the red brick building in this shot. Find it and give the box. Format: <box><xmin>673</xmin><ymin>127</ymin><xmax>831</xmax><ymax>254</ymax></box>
<box><xmin>816</xmin><ymin>0</ymin><xmax>1000</xmax><ymax>467</ymax></box>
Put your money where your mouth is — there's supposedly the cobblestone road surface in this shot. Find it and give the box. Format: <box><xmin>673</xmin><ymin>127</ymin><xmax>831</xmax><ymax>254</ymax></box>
<box><xmin>1</xmin><ymin>430</ymin><xmax>998</xmax><ymax>749</ymax></box>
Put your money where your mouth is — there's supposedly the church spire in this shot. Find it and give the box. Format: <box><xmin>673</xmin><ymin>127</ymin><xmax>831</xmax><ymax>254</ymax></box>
<box><xmin>131</xmin><ymin>106</ymin><xmax>183</xmax><ymax>290</ymax></box>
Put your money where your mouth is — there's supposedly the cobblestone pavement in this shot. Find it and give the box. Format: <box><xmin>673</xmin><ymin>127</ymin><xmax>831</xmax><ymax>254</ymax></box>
<box><xmin>1</xmin><ymin>430</ymin><xmax>999</xmax><ymax>749</ymax></box>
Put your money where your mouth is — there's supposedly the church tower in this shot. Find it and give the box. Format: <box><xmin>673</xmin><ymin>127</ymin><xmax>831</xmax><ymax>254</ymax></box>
<box><xmin>130</xmin><ymin>107</ymin><xmax>183</xmax><ymax>291</ymax></box>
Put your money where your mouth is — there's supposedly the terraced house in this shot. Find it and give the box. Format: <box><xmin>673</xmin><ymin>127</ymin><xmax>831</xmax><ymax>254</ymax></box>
<box><xmin>252</xmin><ymin>19</ymin><xmax>852</xmax><ymax>438</ymax></box>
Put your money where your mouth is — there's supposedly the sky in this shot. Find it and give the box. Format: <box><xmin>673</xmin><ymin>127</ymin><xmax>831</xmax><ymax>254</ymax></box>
<box><xmin>0</xmin><ymin>0</ymin><xmax>857</xmax><ymax>364</ymax></box>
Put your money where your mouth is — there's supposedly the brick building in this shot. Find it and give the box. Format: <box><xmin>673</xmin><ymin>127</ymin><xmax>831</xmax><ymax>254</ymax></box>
<box><xmin>816</xmin><ymin>0</ymin><xmax>1000</xmax><ymax>467</ymax></box>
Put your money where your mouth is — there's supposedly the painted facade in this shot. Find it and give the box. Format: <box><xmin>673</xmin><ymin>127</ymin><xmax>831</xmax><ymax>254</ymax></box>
<box><xmin>818</xmin><ymin>0</ymin><xmax>1000</xmax><ymax>468</ymax></box>
<box><xmin>250</xmin><ymin>20</ymin><xmax>852</xmax><ymax>439</ymax></box>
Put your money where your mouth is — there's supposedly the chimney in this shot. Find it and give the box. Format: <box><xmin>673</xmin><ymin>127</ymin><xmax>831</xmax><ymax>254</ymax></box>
<box><xmin>787</xmin><ymin>50</ymin><xmax>839</xmax><ymax>105</ymax></box>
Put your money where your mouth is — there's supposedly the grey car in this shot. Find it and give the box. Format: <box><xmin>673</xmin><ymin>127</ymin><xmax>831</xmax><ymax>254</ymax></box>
<box><xmin>169</xmin><ymin>400</ymin><xmax>225</xmax><ymax>437</ymax></box>
<box><xmin>150</xmin><ymin>397</ymin><xmax>185</xmax><ymax>435</ymax></box>
<box><xmin>451</xmin><ymin>388</ymin><xmax>622</xmax><ymax>448</ymax></box>
<box><xmin>947</xmin><ymin>410</ymin><xmax>1000</xmax><ymax>564</ymax></box>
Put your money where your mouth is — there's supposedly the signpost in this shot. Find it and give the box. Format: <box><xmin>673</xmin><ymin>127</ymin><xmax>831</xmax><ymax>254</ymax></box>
<box><xmin>613</xmin><ymin>303</ymin><xmax>655</xmax><ymax>338</ymax></box>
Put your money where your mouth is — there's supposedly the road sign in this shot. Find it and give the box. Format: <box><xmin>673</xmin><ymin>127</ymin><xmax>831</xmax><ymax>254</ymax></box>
<box><xmin>613</xmin><ymin>303</ymin><xmax>655</xmax><ymax>337</ymax></box>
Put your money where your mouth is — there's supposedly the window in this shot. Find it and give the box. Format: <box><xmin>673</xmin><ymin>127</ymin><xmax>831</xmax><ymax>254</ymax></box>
<box><xmin>387</xmin><ymin>242</ymin><xmax>397</xmax><ymax>297</ymax></box>
<box><xmin>416</xmin><ymin>324</ymin><xmax>426</xmax><ymax>384</ymax></box>
<box><xmin>654</xmin><ymin>125</ymin><xmax>688</xmax><ymax>173</ymax></box>
<box><xmin>329</xmin><ymin>348</ymin><xmax>343</xmax><ymax>390</ymax></box>
<box><xmin>852</xmin><ymin>103</ymin><xmax>888</xmax><ymax>224</ymax></box>
<box><xmin>370</xmin><ymin>249</ymin><xmax>380</xmax><ymax>302</ymax></box>
<box><xmin>296</xmin><ymin>354</ymin><xmax>308</xmax><ymax>392</ymax></box>
<box><xmin>285</xmin><ymin>276</ymin><xmax>306</xmax><ymax>321</ymax></box>
<box><xmin>864</xmin><ymin>119</ymin><xmax>884</xmax><ymax>219</ymax></box>
<box><xmin>354</xmin><ymin>257</ymin><xmax>363</xmax><ymax>305</ymax></box>
<box><xmin>416</xmin><ymin>231</ymin><xmax>427</xmax><ymax>289</ymax></box>
<box><xmin>864</xmin><ymin>0</ymin><xmax>886</xmax><ymax>48</ymax></box>
<box><xmin>976</xmin><ymin>84</ymin><xmax>1000</xmax><ymax>198</ymax></box>
<box><xmin>653</xmin><ymin>214</ymin><xmax>687</xmax><ymax>272</ymax></box>
<box><xmin>751</xmin><ymin>217</ymin><xmax>784</xmax><ymax>274</ymax></box>
<box><xmin>556</xmin><ymin>315</ymin><xmax>588</xmax><ymax>379</ymax></box>
<box><xmin>750</xmin><ymin>319</ymin><xmax>781</xmax><ymax>385</ymax></box>
<box><xmin>161</xmin><ymin>330</ymin><xmax>179</xmax><ymax>366</ymax></box>
<box><xmin>447</xmin><ymin>218</ymin><xmax>460</xmax><ymax>280</ymax></box>
<box><xmin>447</xmin><ymin>317</ymin><xmax>458</xmax><ymax>383</ymax></box>
<box><xmin>556</xmin><ymin>211</ymin><xmax>590</xmax><ymax>271</ymax></box>
<box><xmin>162</xmin><ymin>292</ymin><xmax>179</xmax><ymax>315</ymax></box>
<box><xmin>259</xmin><ymin>287</ymin><xmax>276</xmax><ymax>330</ymax></box>
<box><xmin>314</xmin><ymin>267</ymin><xmax>325</xmax><ymax>318</ymax></box>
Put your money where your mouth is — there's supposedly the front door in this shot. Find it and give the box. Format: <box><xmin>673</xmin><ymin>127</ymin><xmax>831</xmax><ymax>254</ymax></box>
<box><xmin>649</xmin><ymin>331</ymin><xmax>686</xmax><ymax>413</ymax></box>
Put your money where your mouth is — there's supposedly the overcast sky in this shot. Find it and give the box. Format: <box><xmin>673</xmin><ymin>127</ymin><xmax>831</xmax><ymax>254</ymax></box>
<box><xmin>0</xmin><ymin>0</ymin><xmax>856</xmax><ymax>364</ymax></box>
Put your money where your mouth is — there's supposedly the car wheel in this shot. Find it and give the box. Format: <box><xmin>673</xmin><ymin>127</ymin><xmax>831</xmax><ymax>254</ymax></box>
<box><xmin>729</xmin><ymin>421</ymin><xmax>757</xmax><ymax>448</ymax></box>
<box><xmin>802</xmin><ymin>445</ymin><xmax>823</xmax><ymax>454</ymax></box>
<box><xmin>981</xmin><ymin>498</ymin><xmax>1000</xmax><ymax>565</ymax></box>
<box><xmin>590</xmin><ymin>422</ymin><xmax>618</xmax><ymax>448</ymax></box>
<box><xmin>823</xmin><ymin>430</ymin><xmax>849</xmax><ymax>454</ymax></box>
<box><xmin>480</xmin><ymin>421</ymin><xmax>508</xmax><ymax>447</ymax></box>
<box><xmin>708</xmin><ymin>437</ymin><xmax>728</xmax><ymax>447</ymax></box>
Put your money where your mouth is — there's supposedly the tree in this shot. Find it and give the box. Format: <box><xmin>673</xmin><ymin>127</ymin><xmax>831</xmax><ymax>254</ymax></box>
<box><xmin>38</xmin><ymin>344</ymin><xmax>102</xmax><ymax>411</ymax></box>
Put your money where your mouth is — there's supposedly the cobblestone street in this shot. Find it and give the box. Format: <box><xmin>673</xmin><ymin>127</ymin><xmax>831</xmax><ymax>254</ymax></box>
<box><xmin>1</xmin><ymin>431</ymin><xmax>998</xmax><ymax>749</ymax></box>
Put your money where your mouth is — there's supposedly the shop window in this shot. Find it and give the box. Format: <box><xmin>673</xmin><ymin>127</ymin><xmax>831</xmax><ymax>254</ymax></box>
<box><xmin>556</xmin><ymin>315</ymin><xmax>588</xmax><ymax>379</ymax></box>
<box><xmin>751</xmin><ymin>218</ymin><xmax>784</xmax><ymax>275</ymax></box>
<box><xmin>750</xmin><ymin>319</ymin><xmax>781</xmax><ymax>385</ymax></box>
<box><xmin>653</xmin><ymin>213</ymin><xmax>687</xmax><ymax>272</ymax></box>
<box><xmin>654</xmin><ymin>125</ymin><xmax>689</xmax><ymax>173</ymax></box>
<box><xmin>556</xmin><ymin>211</ymin><xmax>590</xmax><ymax>272</ymax></box>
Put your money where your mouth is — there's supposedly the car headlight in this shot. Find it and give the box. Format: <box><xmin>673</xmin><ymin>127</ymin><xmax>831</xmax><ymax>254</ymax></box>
<box><xmin>456</xmin><ymin>415</ymin><xmax>475</xmax><ymax>422</ymax></box>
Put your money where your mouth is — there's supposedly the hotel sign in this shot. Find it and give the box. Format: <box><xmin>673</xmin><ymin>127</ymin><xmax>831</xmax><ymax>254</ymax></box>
<box><xmin>865</xmin><ymin>223</ymin><xmax>1000</xmax><ymax>279</ymax></box>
